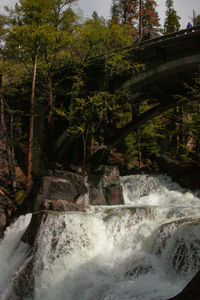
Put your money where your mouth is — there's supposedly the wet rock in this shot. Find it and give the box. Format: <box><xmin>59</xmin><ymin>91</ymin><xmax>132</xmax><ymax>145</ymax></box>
<box><xmin>21</xmin><ymin>213</ymin><xmax>46</xmax><ymax>247</ymax></box>
<box><xmin>22</xmin><ymin>170</ymin><xmax>89</xmax><ymax>246</ymax></box>
<box><xmin>41</xmin><ymin>199</ymin><xmax>79</xmax><ymax>211</ymax></box>
<box><xmin>34</xmin><ymin>171</ymin><xmax>88</xmax><ymax>212</ymax></box>
<box><xmin>89</xmin><ymin>186</ymin><xmax>107</xmax><ymax>205</ymax></box>
<box><xmin>22</xmin><ymin>166</ymin><xmax>125</xmax><ymax>246</ymax></box>
<box><xmin>152</xmin><ymin>217</ymin><xmax>200</xmax><ymax>275</ymax></box>
<box><xmin>88</xmin><ymin>165</ymin><xmax>124</xmax><ymax>205</ymax></box>
<box><xmin>94</xmin><ymin>165</ymin><xmax>120</xmax><ymax>180</ymax></box>
<box><xmin>104</xmin><ymin>184</ymin><xmax>124</xmax><ymax>205</ymax></box>
<box><xmin>154</xmin><ymin>154</ymin><xmax>200</xmax><ymax>190</ymax></box>
<box><xmin>0</xmin><ymin>210</ymin><xmax>6</xmax><ymax>237</ymax></box>
<box><xmin>44</xmin><ymin>177</ymin><xmax>77</xmax><ymax>202</ymax></box>
<box><xmin>125</xmin><ymin>260</ymin><xmax>153</xmax><ymax>278</ymax></box>
<box><xmin>10</xmin><ymin>256</ymin><xmax>35</xmax><ymax>300</ymax></box>
<box><xmin>73</xmin><ymin>193</ymin><xmax>89</xmax><ymax>208</ymax></box>
<box><xmin>53</xmin><ymin>170</ymin><xmax>87</xmax><ymax>195</ymax></box>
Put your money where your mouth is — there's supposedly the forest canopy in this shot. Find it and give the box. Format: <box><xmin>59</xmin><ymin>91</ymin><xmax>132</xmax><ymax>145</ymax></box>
<box><xmin>0</xmin><ymin>0</ymin><xmax>199</xmax><ymax>193</ymax></box>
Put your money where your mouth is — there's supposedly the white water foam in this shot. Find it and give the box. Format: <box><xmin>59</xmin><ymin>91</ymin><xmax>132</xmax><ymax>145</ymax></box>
<box><xmin>1</xmin><ymin>175</ymin><xmax>200</xmax><ymax>300</ymax></box>
<box><xmin>32</xmin><ymin>211</ymin><xmax>185</xmax><ymax>300</ymax></box>
<box><xmin>0</xmin><ymin>214</ymin><xmax>31</xmax><ymax>298</ymax></box>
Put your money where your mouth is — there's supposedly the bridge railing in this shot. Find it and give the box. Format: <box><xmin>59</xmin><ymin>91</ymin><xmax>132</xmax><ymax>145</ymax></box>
<box><xmin>73</xmin><ymin>25</ymin><xmax>200</xmax><ymax>66</ymax></box>
<box><xmin>135</xmin><ymin>25</ymin><xmax>200</xmax><ymax>49</ymax></box>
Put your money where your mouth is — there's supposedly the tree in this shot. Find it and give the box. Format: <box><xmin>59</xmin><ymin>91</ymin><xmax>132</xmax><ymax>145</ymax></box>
<box><xmin>113</xmin><ymin>0</ymin><xmax>139</xmax><ymax>25</ymax></box>
<box><xmin>0</xmin><ymin>15</ymin><xmax>7</xmax><ymax>131</ymax></box>
<box><xmin>164</xmin><ymin>0</ymin><xmax>180</xmax><ymax>33</ymax></box>
<box><xmin>5</xmin><ymin>0</ymin><xmax>77</xmax><ymax>192</ymax></box>
<box><xmin>194</xmin><ymin>13</ymin><xmax>200</xmax><ymax>25</ymax></box>
<box><xmin>142</xmin><ymin>0</ymin><xmax>160</xmax><ymax>33</ymax></box>
<box><xmin>53</xmin><ymin>18</ymin><xmax>139</xmax><ymax>171</ymax></box>
<box><xmin>110</xmin><ymin>0</ymin><xmax>120</xmax><ymax>23</ymax></box>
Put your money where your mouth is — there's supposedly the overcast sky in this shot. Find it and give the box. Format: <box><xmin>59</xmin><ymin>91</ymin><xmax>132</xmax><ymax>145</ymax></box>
<box><xmin>0</xmin><ymin>0</ymin><xmax>199</xmax><ymax>28</ymax></box>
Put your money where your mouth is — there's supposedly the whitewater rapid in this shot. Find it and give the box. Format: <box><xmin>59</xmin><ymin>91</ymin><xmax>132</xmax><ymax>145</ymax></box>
<box><xmin>1</xmin><ymin>174</ymin><xmax>200</xmax><ymax>300</ymax></box>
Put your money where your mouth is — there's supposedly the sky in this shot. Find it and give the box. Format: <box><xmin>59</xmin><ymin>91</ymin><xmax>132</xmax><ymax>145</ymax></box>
<box><xmin>0</xmin><ymin>0</ymin><xmax>199</xmax><ymax>28</ymax></box>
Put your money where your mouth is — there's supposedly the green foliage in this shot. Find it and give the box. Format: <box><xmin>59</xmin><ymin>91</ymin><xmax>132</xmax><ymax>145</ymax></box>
<box><xmin>2</xmin><ymin>0</ymin><xmax>200</xmax><ymax>172</ymax></box>
<box><xmin>142</xmin><ymin>0</ymin><xmax>160</xmax><ymax>33</ymax></box>
<box><xmin>125</xmin><ymin>100</ymin><xmax>165</xmax><ymax>162</ymax></box>
<box><xmin>164</xmin><ymin>0</ymin><xmax>180</xmax><ymax>33</ymax></box>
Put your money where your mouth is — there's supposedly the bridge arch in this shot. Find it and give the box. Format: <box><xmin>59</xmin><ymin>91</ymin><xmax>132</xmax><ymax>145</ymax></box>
<box><xmin>107</xmin><ymin>27</ymin><xmax>200</xmax><ymax>147</ymax></box>
<box><xmin>122</xmin><ymin>54</ymin><xmax>200</xmax><ymax>90</ymax></box>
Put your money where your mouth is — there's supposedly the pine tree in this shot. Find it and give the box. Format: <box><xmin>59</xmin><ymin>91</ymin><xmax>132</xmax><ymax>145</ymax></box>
<box><xmin>142</xmin><ymin>0</ymin><xmax>160</xmax><ymax>33</ymax></box>
<box><xmin>164</xmin><ymin>0</ymin><xmax>180</xmax><ymax>33</ymax></box>
<box><xmin>113</xmin><ymin>0</ymin><xmax>139</xmax><ymax>25</ymax></box>
<box><xmin>110</xmin><ymin>0</ymin><xmax>120</xmax><ymax>23</ymax></box>
<box><xmin>5</xmin><ymin>0</ymin><xmax>77</xmax><ymax>192</ymax></box>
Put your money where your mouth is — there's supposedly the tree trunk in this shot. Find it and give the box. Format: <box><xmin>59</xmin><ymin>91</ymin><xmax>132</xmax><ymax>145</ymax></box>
<box><xmin>48</xmin><ymin>74</ymin><xmax>53</xmax><ymax>124</ymax></box>
<box><xmin>82</xmin><ymin>125</ymin><xmax>90</xmax><ymax>175</ymax></box>
<box><xmin>138</xmin><ymin>130</ymin><xmax>142</xmax><ymax>169</ymax></box>
<box><xmin>0</xmin><ymin>74</ymin><xmax>16</xmax><ymax>191</ymax></box>
<box><xmin>27</xmin><ymin>48</ymin><xmax>38</xmax><ymax>193</ymax></box>
<box><xmin>0</xmin><ymin>73</ymin><xmax>4</xmax><ymax>132</ymax></box>
<box><xmin>7</xmin><ymin>114</ymin><xmax>17</xmax><ymax>190</ymax></box>
<box><xmin>139</xmin><ymin>0</ymin><xmax>143</xmax><ymax>38</ymax></box>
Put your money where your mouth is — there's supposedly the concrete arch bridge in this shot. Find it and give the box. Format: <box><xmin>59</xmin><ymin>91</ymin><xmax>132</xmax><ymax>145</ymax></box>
<box><xmin>106</xmin><ymin>25</ymin><xmax>200</xmax><ymax>147</ymax></box>
<box><xmin>54</xmin><ymin>26</ymin><xmax>200</xmax><ymax>162</ymax></box>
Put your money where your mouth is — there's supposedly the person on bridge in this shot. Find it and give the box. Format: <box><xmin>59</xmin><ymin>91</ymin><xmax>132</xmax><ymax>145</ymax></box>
<box><xmin>187</xmin><ymin>22</ymin><xmax>193</xmax><ymax>28</ymax></box>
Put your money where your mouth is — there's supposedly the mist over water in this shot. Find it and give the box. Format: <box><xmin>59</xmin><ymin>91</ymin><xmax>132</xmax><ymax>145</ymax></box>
<box><xmin>1</xmin><ymin>174</ymin><xmax>200</xmax><ymax>300</ymax></box>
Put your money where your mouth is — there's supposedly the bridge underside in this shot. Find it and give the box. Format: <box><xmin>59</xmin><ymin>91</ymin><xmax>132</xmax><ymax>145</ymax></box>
<box><xmin>107</xmin><ymin>28</ymin><xmax>200</xmax><ymax>147</ymax></box>
<box><xmin>54</xmin><ymin>27</ymin><xmax>200</xmax><ymax>159</ymax></box>
<box><xmin>123</xmin><ymin>27</ymin><xmax>200</xmax><ymax>106</ymax></box>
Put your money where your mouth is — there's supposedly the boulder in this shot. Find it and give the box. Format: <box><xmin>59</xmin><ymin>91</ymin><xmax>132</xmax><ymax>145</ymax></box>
<box><xmin>88</xmin><ymin>165</ymin><xmax>124</xmax><ymax>206</ymax></box>
<box><xmin>22</xmin><ymin>166</ymin><xmax>125</xmax><ymax>246</ymax></box>
<box><xmin>86</xmin><ymin>165</ymin><xmax>123</xmax><ymax>206</ymax></box>
<box><xmin>53</xmin><ymin>170</ymin><xmax>87</xmax><ymax>195</ymax></box>
<box><xmin>21</xmin><ymin>213</ymin><xmax>46</xmax><ymax>247</ymax></box>
<box><xmin>154</xmin><ymin>154</ymin><xmax>200</xmax><ymax>190</ymax></box>
<box><xmin>89</xmin><ymin>186</ymin><xmax>107</xmax><ymax>206</ymax></box>
<box><xmin>41</xmin><ymin>199</ymin><xmax>79</xmax><ymax>211</ymax></box>
<box><xmin>11</xmin><ymin>256</ymin><xmax>35</xmax><ymax>300</ymax></box>
<box><xmin>34</xmin><ymin>171</ymin><xmax>88</xmax><ymax>211</ymax></box>
<box><xmin>104</xmin><ymin>184</ymin><xmax>124</xmax><ymax>205</ymax></box>
<box><xmin>0</xmin><ymin>209</ymin><xmax>6</xmax><ymax>237</ymax></box>
<box><xmin>22</xmin><ymin>171</ymin><xmax>88</xmax><ymax>246</ymax></box>
<box><xmin>73</xmin><ymin>193</ymin><xmax>89</xmax><ymax>208</ymax></box>
<box><xmin>44</xmin><ymin>177</ymin><xmax>77</xmax><ymax>202</ymax></box>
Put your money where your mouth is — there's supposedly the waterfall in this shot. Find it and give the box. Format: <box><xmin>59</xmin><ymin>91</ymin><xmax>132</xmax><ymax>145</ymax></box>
<box><xmin>1</xmin><ymin>174</ymin><xmax>200</xmax><ymax>299</ymax></box>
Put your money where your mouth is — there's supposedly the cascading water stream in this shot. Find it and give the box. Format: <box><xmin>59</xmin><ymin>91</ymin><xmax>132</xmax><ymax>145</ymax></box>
<box><xmin>1</xmin><ymin>174</ymin><xmax>200</xmax><ymax>299</ymax></box>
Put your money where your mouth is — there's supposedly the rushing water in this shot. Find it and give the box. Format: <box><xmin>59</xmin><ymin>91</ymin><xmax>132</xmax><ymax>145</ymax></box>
<box><xmin>1</xmin><ymin>174</ymin><xmax>200</xmax><ymax>300</ymax></box>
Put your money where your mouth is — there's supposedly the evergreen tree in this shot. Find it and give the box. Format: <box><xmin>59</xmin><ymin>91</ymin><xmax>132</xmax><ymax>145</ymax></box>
<box><xmin>142</xmin><ymin>0</ymin><xmax>160</xmax><ymax>33</ymax></box>
<box><xmin>113</xmin><ymin>0</ymin><xmax>139</xmax><ymax>25</ymax></box>
<box><xmin>164</xmin><ymin>0</ymin><xmax>180</xmax><ymax>33</ymax></box>
<box><xmin>5</xmin><ymin>0</ymin><xmax>77</xmax><ymax>192</ymax></box>
<box><xmin>110</xmin><ymin>0</ymin><xmax>120</xmax><ymax>23</ymax></box>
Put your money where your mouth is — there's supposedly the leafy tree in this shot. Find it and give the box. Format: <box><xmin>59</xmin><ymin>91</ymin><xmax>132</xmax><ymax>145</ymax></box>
<box><xmin>5</xmin><ymin>0</ymin><xmax>50</xmax><ymax>192</ymax></box>
<box><xmin>54</xmin><ymin>19</ymin><xmax>139</xmax><ymax>170</ymax></box>
<box><xmin>125</xmin><ymin>100</ymin><xmax>164</xmax><ymax>166</ymax></box>
<box><xmin>5</xmin><ymin>0</ymin><xmax>77</xmax><ymax>191</ymax></box>
<box><xmin>164</xmin><ymin>0</ymin><xmax>180</xmax><ymax>33</ymax></box>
